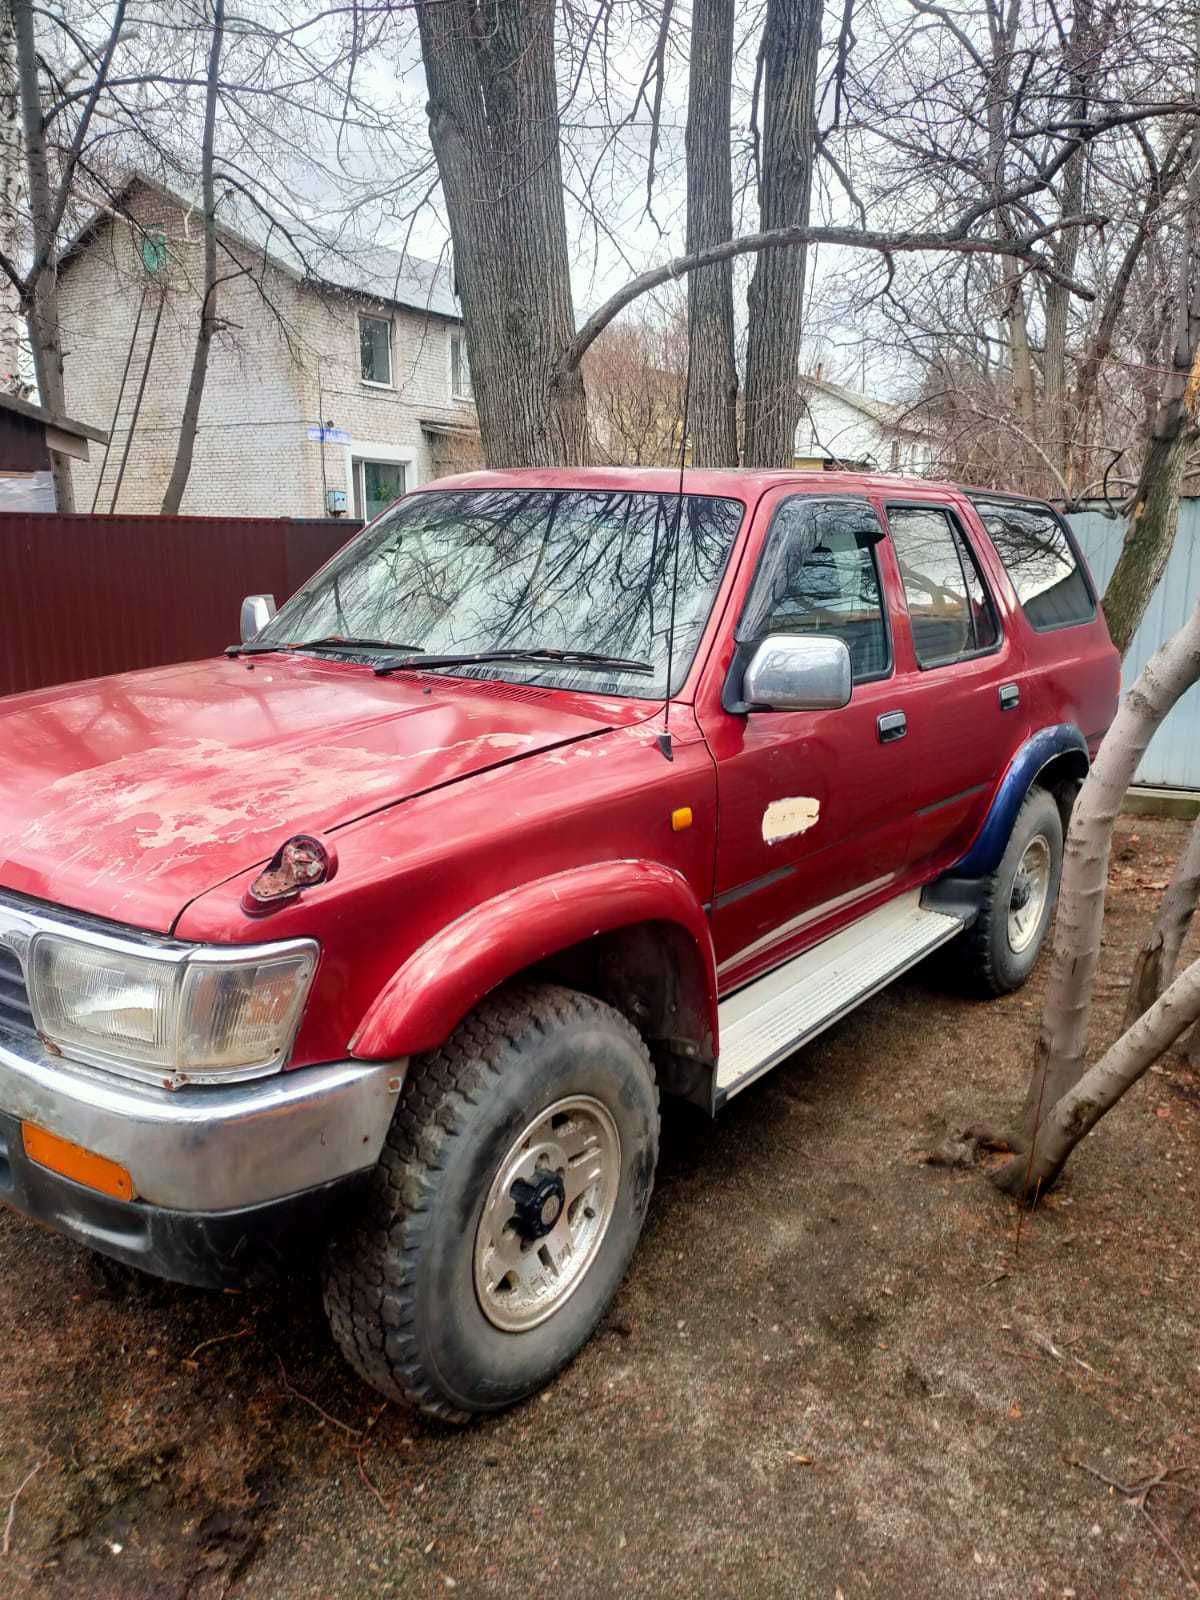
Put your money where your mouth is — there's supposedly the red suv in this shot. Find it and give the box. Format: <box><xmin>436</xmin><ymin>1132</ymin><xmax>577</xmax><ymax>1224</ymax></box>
<box><xmin>0</xmin><ymin>469</ymin><xmax>1119</xmax><ymax>1420</ymax></box>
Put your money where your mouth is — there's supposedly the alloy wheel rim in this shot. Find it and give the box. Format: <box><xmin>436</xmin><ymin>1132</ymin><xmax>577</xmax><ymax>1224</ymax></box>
<box><xmin>473</xmin><ymin>1095</ymin><xmax>620</xmax><ymax>1333</ymax></box>
<box><xmin>1008</xmin><ymin>834</ymin><xmax>1052</xmax><ymax>954</ymax></box>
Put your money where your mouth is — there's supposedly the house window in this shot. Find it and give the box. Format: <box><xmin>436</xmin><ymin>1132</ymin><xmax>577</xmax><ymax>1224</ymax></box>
<box><xmin>352</xmin><ymin>458</ymin><xmax>406</xmax><ymax>522</ymax></box>
<box><xmin>450</xmin><ymin>332</ymin><xmax>473</xmax><ymax>401</ymax></box>
<box><xmin>359</xmin><ymin>315</ymin><xmax>392</xmax><ymax>386</ymax></box>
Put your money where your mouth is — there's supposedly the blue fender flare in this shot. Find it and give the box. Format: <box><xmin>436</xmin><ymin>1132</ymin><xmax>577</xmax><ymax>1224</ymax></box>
<box><xmin>952</xmin><ymin>724</ymin><xmax>1088</xmax><ymax>878</ymax></box>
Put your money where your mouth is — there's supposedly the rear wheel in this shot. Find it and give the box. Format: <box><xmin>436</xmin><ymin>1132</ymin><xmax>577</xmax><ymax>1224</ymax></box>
<box><xmin>961</xmin><ymin>786</ymin><xmax>1063</xmax><ymax>995</ymax></box>
<box><xmin>322</xmin><ymin>983</ymin><xmax>659</xmax><ymax>1422</ymax></box>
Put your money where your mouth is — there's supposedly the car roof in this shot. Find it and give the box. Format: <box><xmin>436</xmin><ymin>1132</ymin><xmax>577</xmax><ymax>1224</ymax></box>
<box><xmin>411</xmin><ymin>466</ymin><xmax>978</xmax><ymax>501</ymax></box>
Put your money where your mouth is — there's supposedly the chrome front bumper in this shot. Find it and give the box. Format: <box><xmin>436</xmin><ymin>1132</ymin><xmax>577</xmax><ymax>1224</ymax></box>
<box><xmin>0</xmin><ymin>1026</ymin><xmax>403</xmax><ymax>1212</ymax></box>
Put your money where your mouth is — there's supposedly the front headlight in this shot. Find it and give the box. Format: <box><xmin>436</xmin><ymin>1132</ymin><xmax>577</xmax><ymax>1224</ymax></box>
<box><xmin>28</xmin><ymin>933</ymin><xmax>318</xmax><ymax>1086</ymax></box>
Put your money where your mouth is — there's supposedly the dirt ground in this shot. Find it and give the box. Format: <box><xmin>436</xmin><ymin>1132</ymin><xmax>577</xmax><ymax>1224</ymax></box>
<box><xmin>1</xmin><ymin>816</ymin><xmax>1197</xmax><ymax>1600</ymax></box>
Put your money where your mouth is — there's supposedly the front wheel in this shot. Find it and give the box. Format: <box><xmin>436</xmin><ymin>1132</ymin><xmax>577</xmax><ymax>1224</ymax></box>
<box><xmin>322</xmin><ymin>983</ymin><xmax>659</xmax><ymax>1422</ymax></box>
<box><xmin>961</xmin><ymin>785</ymin><xmax>1064</xmax><ymax>995</ymax></box>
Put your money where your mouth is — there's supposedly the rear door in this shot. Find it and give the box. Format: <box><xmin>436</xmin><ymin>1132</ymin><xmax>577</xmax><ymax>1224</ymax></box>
<box><xmin>879</xmin><ymin>497</ymin><xmax>1031</xmax><ymax>872</ymax></box>
<box><xmin>699</xmin><ymin>492</ymin><xmax>921</xmax><ymax>987</ymax></box>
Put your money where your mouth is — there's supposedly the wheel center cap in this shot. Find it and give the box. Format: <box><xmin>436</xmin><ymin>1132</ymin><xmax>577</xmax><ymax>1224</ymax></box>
<box><xmin>510</xmin><ymin>1172</ymin><xmax>566</xmax><ymax>1241</ymax></box>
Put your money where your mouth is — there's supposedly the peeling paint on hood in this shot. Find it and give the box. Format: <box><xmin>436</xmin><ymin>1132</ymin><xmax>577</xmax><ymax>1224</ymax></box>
<box><xmin>0</xmin><ymin>655</ymin><xmax>635</xmax><ymax>930</ymax></box>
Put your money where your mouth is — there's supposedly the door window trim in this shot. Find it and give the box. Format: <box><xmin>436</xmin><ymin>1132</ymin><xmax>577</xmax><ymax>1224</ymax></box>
<box><xmin>883</xmin><ymin>499</ymin><xmax>1005</xmax><ymax>672</ymax></box>
<box><xmin>733</xmin><ymin>492</ymin><xmax>895</xmax><ymax>690</ymax></box>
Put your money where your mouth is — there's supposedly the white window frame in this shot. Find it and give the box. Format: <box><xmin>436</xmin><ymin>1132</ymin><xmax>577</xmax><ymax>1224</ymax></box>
<box><xmin>341</xmin><ymin>438</ymin><xmax>418</xmax><ymax>523</ymax></box>
<box><xmin>359</xmin><ymin>313</ymin><xmax>393</xmax><ymax>389</ymax></box>
<box><xmin>449</xmin><ymin>330</ymin><xmax>473</xmax><ymax>403</ymax></box>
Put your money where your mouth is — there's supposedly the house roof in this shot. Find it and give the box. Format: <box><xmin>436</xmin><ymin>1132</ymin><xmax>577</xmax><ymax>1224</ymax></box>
<box><xmin>0</xmin><ymin>390</ymin><xmax>108</xmax><ymax>445</ymax></box>
<box><xmin>59</xmin><ymin>171</ymin><xmax>462</xmax><ymax>322</ymax></box>
<box><xmin>801</xmin><ymin>372</ymin><xmax>928</xmax><ymax>438</ymax></box>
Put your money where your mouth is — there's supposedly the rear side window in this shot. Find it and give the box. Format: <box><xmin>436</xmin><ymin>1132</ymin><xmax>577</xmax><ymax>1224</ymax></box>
<box><xmin>973</xmin><ymin>500</ymin><xmax>1096</xmax><ymax>630</ymax></box>
<box><xmin>737</xmin><ymin>496</ymin><xmax>891</xmax><ymax>682</ymax></box>
<box><xmin>887</xmin><ymin>505</ymin><xmax>1000</xmax><ymax>667</ymax></box>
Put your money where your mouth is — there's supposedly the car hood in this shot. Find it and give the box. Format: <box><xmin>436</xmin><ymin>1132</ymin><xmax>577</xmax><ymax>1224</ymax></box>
<box><xmin>0</xmin><ymin>655</ymin><xmax>637</xmax><ymax>932</ymax></box>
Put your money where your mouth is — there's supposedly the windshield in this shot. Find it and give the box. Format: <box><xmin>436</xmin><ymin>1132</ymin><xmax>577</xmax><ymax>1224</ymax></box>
<box><xmin>257</xmin><ymin>488</ymin><xmax>745</xmax><ymax>698</ymax></box>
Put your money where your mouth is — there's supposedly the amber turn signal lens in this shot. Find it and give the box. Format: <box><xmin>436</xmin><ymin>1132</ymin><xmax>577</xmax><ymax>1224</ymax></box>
<box><xmin>671</xmin><ymin>806</ymin><xmax>694</xmax><ymax>832</ymax></box>
<box><xmin>22</xmin><ymin>1123</ymin><xmax>134</xmax><ymax>1202</ymax></box>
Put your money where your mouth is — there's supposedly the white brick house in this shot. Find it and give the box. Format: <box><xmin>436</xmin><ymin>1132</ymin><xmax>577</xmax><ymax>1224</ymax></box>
<box><xmin>57</xmin><ymin>174</ymin><xmax>480</xmax><ymax>519</ymax></box>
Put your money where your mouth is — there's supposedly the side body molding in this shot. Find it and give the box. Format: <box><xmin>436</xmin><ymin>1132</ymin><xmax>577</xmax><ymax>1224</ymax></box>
<box><xmin>350</xmin><ymin>860</ymin><xmax>718</xmax><ymax>1061</ymax></box>
<box><xmin>952</xmin><ymin>723</ymin><xmax>1089</xmax><ymax>878</ymax></box>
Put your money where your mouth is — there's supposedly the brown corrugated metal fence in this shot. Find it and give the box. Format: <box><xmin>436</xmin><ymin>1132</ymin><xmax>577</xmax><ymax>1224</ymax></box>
<box><xmin>0</xmin><ymin>512</ymin><xmax>358</xmax><ymax>698</ymax></box>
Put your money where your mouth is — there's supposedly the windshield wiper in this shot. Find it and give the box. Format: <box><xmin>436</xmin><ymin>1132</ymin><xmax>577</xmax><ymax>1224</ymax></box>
<box><xmin>374</xmin><ymin>646</ymin><xmax>653</xmax><ymax>678</ymax></box>
<box><xmin>226</xmin><ymin>636</ymin><xmax>425</xmax><ymax>658</ymax></box>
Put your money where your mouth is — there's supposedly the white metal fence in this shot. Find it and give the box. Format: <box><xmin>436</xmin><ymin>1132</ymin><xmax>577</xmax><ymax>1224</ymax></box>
<box><xmin>1067</xmin><ymin>501</ymin><xmax>1200</xmax><ymax>790</ymax></box>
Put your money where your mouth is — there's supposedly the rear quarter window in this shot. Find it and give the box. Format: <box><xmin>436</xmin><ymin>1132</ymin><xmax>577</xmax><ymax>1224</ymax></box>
<box><xmin>974</xmin><ymin>501</ymin><xmax>1096</xmax><ymax>631</ymax></box>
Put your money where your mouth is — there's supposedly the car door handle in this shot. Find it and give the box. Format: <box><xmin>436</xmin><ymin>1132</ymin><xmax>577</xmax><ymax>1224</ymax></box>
<box><xmin>877</xmin><ymin>710</ymin><xmax>907</xmax><ymax>743</ymax></box>
<box><xmin>999</xmin><ymin>683</ymin><xmax>1020</xmax><ymax>711</ymax></box>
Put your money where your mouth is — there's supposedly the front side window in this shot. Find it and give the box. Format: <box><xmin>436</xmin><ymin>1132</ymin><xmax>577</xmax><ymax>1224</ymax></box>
<box><xmin>887</xmin><ymin>505</ymin><xmax>999</xmax><ymax>667</ymax></box>
<box><xmin>450</xmin><ymin>332</ymin><xmax>473</xmax><ymax>400</ymax></box>
<box><xmin>737</xmin><ymin>497</ymin><xmax>890</xmax><ymax>682</ymax></box>
<box><xmin>973</xmin><ymin>500</ymin><xmax>1095</xmax><ymax>630</ymax></box>
<box><xmin>257</xmin><ymin>489</ymin><xmax>744</xmax><ymax>699</ymax></box>
<box><xmin>359</xmin><ymin>314</ymin><xmax>392</xmax><ymax>385</ymax></box>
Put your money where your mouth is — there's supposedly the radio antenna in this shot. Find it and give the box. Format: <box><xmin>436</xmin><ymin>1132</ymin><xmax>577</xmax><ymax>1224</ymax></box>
<box><xmin>655</xmin><ymin>325</ymin><xmax>693</xmax><ymax>763</ymax></box>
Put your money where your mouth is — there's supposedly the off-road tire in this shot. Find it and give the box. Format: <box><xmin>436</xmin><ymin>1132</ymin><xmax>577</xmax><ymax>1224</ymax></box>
<box><xmin>962</xmin><ymin>785</ymin><xmax>1063</xmax><ymax>996</ymax></box>
<box><xmin>322</xmin><ymin>983</ymin><xmax>659</xmax><ymax>1422</ymax></box>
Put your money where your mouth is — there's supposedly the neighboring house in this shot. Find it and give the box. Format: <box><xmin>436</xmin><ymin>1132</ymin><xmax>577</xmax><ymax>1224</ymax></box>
<box><xmin>794</xmin><ymin>370</ymin><xmax>935</xmax><ymax>474</ymax></box>
<box><xmin>56</xmin><ymin>173</ymin><xmax>480</xmax><ymax>519</ymax></box>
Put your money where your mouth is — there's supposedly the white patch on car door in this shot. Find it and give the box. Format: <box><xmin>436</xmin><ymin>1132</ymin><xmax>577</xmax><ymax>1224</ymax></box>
<box><xmin>761</xmin><ymin>796</ymin><xmax>820</xmax><ymax>845</ymax></box>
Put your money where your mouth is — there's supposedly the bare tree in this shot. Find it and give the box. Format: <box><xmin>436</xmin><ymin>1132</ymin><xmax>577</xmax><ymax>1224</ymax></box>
<box><xmin>741</xmin><ymin>0</ymin><xmax>821</xmax><ymax>468</ymax></box>
<box><xmin>978</xmin><ymin>598</ymin><xmax>1200</xmax><ymax>1198</ymax></box>
<box><xmin>416</xmin><ymin>0</ymin><xmax>588</xmax><ymax>468</ymax></box>
<box><xmin>684</xmin><ymin>0</ymin><xmax>738</xmax><ymax>466</ymax></box>
<box><xmin>159</xmin><ymin>0</ymin><xmax>222</xmax><ymax>515</ymax></box>
<box><xmin>7</xmin><ymin>0</ymin><xmax>131</xmax><ymax>508</ymax></box>
<box><xmin>0</xmin><ymin>4</ymin><xmax>25</xmax><ymax>396</ymax></box>
<box><xmin>1101</xmin><ymin>26</ymin><xmax>1200</xmax><ymax>655</ymax></box>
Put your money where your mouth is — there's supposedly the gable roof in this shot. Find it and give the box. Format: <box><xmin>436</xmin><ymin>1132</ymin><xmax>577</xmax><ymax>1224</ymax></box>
<box><xmin>801</xmin><ymin>372</ymin><xmax>928</xmax><ymax>438</ymax></box>
<box><xmin>59</xmin><ymin>171</ymin><xmax>462</xmax><ymax>322</ymax></box>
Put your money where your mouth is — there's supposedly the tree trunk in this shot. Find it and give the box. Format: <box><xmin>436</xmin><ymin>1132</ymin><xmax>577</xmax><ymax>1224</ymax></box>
<box><xmin>1042</xmin><ymin>0</ymin><xmax>1093</xmax><ymax>481</ymax></box>
<box><xmin>416</xmin><ymin>0</ymin><xmax>588</xmax><ymax>468</ymax></box>
<box><xmin>683</xmin><ymin>0</ymin><xmax>738</xmax><ymax>467</ymax></box>
<box><xmin>1003</xmin><ymin>954</ymin><xmax>1200</xmax><ymax>1195</ymax></box>
<box><xmin>0</xmin><ymin>5</ymin><xmax>26</xmax><ymax>396</ymax></box>
<box><xmin>11</xmin><ymin>0</ymin><xmax>72</xmax><ymax>508</ymax></box>
<box><xmin>993</xmin><ymin>597</ymin><xmax>1200</xmax><ymax>1192</ymax></box>
<box><xmin>160</xmin><ymin>0</ymin><xmax>223</xmax><ymax>515</ymax></box>
<box><xmin>1100</xmin><ymin>31</ymin><xmax>1200</xmax><ymax>656</ymax></box>
<box><xmin>742</xmin><ymin>0</ymin><xmax>820</xmax><ymax>469</ymax></box>
<box><xmin>1123</xmin><ymin>814</ymin><xmax>1200</xmax><ymax>1030</ymax></box>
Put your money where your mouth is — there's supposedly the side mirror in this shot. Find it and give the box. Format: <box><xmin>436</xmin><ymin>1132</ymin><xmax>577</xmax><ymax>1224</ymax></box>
<box><xmin>742</xmin><ymin>633</ymin><xmax>852</xmax><ymax>712</ymax></box>
<box><xmin>240</xmin><ymin>593</ymin><xmax>277</xmax><ymax>643</ymax></box>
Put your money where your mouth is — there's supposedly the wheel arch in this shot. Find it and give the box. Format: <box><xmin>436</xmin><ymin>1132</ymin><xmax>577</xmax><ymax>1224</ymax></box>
<box><xmin>952</xmin><ymin>723</ymin><xmax>1088</xmax><ymax>879</ymax></box>
<box><xmin>349</xmin><ymin>861</ymin><xmax>718</xmax><ymax>1066</ymax></box>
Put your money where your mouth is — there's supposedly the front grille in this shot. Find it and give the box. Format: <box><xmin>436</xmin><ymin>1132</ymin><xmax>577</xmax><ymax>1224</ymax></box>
<box><xmin>0</xmin><ymin>945</ymin><xmax>34</xmax><ymax>1039</ymax></box>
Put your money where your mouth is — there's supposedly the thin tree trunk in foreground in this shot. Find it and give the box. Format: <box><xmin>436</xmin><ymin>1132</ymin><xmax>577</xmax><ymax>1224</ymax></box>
<box><xmin>1123</xmin><ymin>814</ymin><xmax>1200</xmax><ymax>1030</ymax></box>
<box><xmin>417</xmin><ymin>0</ymin><xmax>588</xmax><ymax>468</ymax></box>
<box><xmin>742</xmin><ymin>0</ymin><xmax>820</xmax><ymax>469</ymax></box>
<box><xmin>992</xmin><ymin>598</ymin><xmax>1200</xmax><ymax>1197</ymax></box>
<box><xmin>160</xmin><ymin>0</ymin><xmax>224</xmax><ymax>515</ymax></box>
<box><xmin>684</xmin><ymin>0</ymin><xmax>738</xmax><ymax>467</ymax></box>
<box><xmin>1006</xmin><ymin>955</ymin><xmax>1200</xmax><ymax>1194</ymax></box>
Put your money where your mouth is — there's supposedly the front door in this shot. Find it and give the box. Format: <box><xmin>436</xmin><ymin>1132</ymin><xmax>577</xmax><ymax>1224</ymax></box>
<box><xmin>699</xmin><ymin>493</ymin><xmax>920</xmax><ymax>990</ymax></box>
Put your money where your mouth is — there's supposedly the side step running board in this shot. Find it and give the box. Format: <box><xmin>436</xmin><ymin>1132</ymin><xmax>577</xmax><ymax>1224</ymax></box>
<box><xmin>715</xmin><ymin>891</ymin><xmax>965</xmax><ymax>1105</ymax></box>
